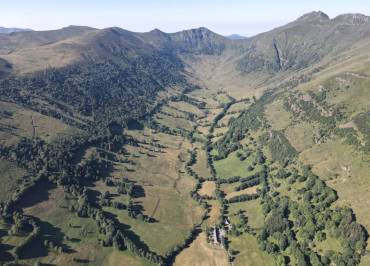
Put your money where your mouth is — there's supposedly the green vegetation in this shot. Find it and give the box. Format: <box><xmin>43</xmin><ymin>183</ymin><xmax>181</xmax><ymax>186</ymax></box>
<box><xmin>260</xmin><ymin>130</ymin><xmax>297</xmax><ymax>165</ymax></box>
<box><xmin>214</xmin><ymin>150</ymin><xmax>263</xmax><ymax>179</ymax></box>
<box><xmin>228</xmin><ymin>234</ymin><xmax>275</xmax><ymax>266</ymax></box>
<box><xmin>0</xmin><ymin>11</ymin><xmax>370</xmax><ymax>266</ymax></box>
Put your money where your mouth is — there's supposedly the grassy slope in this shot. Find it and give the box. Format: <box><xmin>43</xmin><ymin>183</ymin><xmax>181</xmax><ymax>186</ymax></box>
<box><xmin>228</xmin><ymin>234</ymin><xmax>275</xmax><ymax>266</ymax></box>
<box><xmin>263</xmin><ymin>54</ymin><xmax>370</xmax><ymax>262</ymax></box>
<box><xmin>0</xmin><ymin>101</ymin><xmax>74</xmax><ymax>146</ymax></box>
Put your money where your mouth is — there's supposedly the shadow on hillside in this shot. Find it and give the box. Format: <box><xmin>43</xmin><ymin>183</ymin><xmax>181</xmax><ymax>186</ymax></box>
<box><xmin>102</xmin><ymin>211</ymin><xmax>152</xmax><ymax>252</ymax></box>
<box><xmin>18</xmin><ymin>217</ymin><xmax>76</xmax><ymax>260</ymax></box>
<box><xmin>16</xmin><ymin>179</ymin><xmax>56</xmax><ymax>210</ymax></box>
<box><xmin>0</xmin><ymin>243</ymin><xmax>14</xmax><ymax>262</ymax></box>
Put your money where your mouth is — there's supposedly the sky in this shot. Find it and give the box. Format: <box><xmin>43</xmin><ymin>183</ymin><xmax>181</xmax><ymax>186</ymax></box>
<box><xmin>1</xmin><ymin>0</ymin><xmax>370</xmax><ymax>36</ymax></box>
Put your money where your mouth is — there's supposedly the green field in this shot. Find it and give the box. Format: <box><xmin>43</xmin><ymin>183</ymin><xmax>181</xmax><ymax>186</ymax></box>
<box><xmin>228</xmin><ymin>234</ymin><xmax>275</xmax><ymax>266</ymax></box>
<box><xmin>214</xmin><ymin>150</ymin><xmax>263</xmax><ymax>179</ymax></box>
<box><xmin>228</xmin><ymin>200</ymin><xmax>265</xmax><ymax>231</ymax></box>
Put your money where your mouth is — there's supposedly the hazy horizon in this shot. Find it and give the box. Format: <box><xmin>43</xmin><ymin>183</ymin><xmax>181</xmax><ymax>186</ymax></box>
<box><xmin>2</xmin><ymin>0</ymin><xmax>370</xmax><ymax>37</ymax></box>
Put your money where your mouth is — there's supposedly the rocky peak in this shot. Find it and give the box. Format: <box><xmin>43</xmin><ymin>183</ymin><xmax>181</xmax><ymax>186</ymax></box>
<box><xmin>173</xmin><ymin>27</ymin><xmax>220</xmax><ymax>41</ymax></box>
<box><xmin>296</xmin><ymin>11</ymin><xmax>330</xmax><ymax>23</ymax></box>
<box><xmin>169</xmin><ymin>27</ymin><xmax>228</xmax><ymax>54</ymax></box>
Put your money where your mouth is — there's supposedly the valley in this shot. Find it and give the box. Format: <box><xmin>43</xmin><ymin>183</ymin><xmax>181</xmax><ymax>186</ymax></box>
<box><xmin>0</xmin><ymin>11</ymin><xmax>370</xmax><ymax>266</ymax></box>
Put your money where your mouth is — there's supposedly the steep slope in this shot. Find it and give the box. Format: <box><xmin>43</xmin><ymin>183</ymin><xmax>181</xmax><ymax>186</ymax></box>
<box><xmin>236</xmin><ymin>11</ymin><xmax>370</xmax><ymax>73</ymax></box>
<box><xmin>183</xmin><ymin>11</ymin><xmax>370</xmax><ymax>99</ymax></box>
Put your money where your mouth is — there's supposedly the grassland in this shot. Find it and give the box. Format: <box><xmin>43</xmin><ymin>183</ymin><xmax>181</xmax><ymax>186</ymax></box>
<box><xmin>314</xmin><ymin>235</ymin><xmax>343</xmax><ymax>256</ymax></box>
<box><xmin>160</xmin><ymin>105</ymin><xmax>188</xmax><ymax>119</ymax></box>
<box><xmin>227</xmin><ymin>101</ymin><xmax>250</xmax><ymax>114</ymax></box>
<box><xmin>228</xmin><ymin>234</ymin><xmax>275</xmax><ymax>266</ymax></box>
<box><xmin>174</xmin><ymin>233</ymin><xmax>228</xmax><ymax>266</ymax></box>
<box><xmin>0</xmin><ymin>101</ymin><xmax>74</xmax><ymax>146</ymax></box>
<box><xmin>264</xmin><ymin>98</ymin><xmax>292</xmax><ymax>131</ymax></box>
<box><xmin>218</xmin><ymin>114</ymin><xmax>238</xmax><ymax>127</ymax></box>
<box><xmin>0</xmin><ymin>179</ymin><xmax>151</xmax><ymax>266</ymax></box>
<box><xmin>97</xmin><ymin>128</ymin><xmax>204</xmax><ymax>256</ymax></box>
<box><xmin>0</xmin><ymin>159</ymin><xmax>27</xmax><ymax>202</ymax></box>
<box><xmin>284</xmin><ymin>121</ymin><xmax>316</xmax><ymax>152</ymax></box>
<box><xmin>204</xmin><ymin>200</ymin><xmax>222</xmax><ymax>226</ymax></box>
<box><xmin>168</xmin><ymin>101</ymin><xmax>205</xmax><ymax>117</ymax></box>
<box><xmin>227</xmin><ymin>200</ymin><xmax>265</xmax><ymax>231</ymax></box>
<box><xmin>214</xmin><ymin>150</ymin><xmax>262</xmax><ymax>179</ymax></box>
<box><xmin>155</xmin><ymin>113</ymin><xmax>195</xmax><ymax>132</ymax></box>
<box><xmin>192</xmin><ymin>145</ymin><xmax>212</xmax><ymax>178</ymax></box>
<box><xmin>199</xmin><ymin>181</ymin><xmax>216</xmax><ymax>197</ymax></box>
<box><xmin>224</xmin><ymin>186</ymin><xmax>259</xmax><ymax>200</ymax></box>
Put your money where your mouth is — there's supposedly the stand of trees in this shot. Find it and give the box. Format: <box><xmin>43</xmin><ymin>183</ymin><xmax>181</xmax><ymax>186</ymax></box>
<box><xmin>227</xmin><ymin>193</ymin><xmax>259</xmax><ymax>203</ymax></box>
<box><xmin>257</xmin><ymin>167</ymin><xmax>367</xmax><ymax>266</ymax></box>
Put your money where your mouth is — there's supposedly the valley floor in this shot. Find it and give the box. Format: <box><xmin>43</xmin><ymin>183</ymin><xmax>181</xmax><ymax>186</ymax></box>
<box><xmin>1</xmin><ymin>63</ymin><xmax>370</xmax><ymax>266</ymax></box>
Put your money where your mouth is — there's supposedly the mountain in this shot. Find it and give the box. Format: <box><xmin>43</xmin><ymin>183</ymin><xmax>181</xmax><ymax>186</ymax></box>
<box><xmin>0</xmin><ymin>11</ymin><xmax>370</xmax><ymax>266</ymax></box>
<box><xmin>4</xmin><ymin>12</ymin><xmax>369</xmax><ymax>75</ymax></box>
<box><xmin>235</xmin><ymin>11</ymin><xmax>370</xmax><ymax>73</ymax></box>
<box><xmin>226</xmin><ymin>34</ymin><xmax>246</xmax><ymax>40</ymax></box>
<box><xmin>0</xmin><ymin>27</ymin><xmax>32</xmax><ymax>34</ymax></box>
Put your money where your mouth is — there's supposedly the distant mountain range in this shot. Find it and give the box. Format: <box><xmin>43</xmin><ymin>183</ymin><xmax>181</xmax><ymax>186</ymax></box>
<box><xmin>2</xmin><ymin>11</ymin><xmax>369</xmax><ymax>76</ymax></box>
<box><xmin>0</xmin><ymin>27</ymin><xmax>33</xmax><ymax>34</ymax></box>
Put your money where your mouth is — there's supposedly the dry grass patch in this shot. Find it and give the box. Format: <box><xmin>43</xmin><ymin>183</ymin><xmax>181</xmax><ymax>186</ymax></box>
<box><xmin>174</xmin><ymin>232</ymin><xmax>228</xmax><ymax>266</ymax></box>
<box><xmin>225</xmin><ymin>186</ymin><xmax>259</xmax><ymax>200</ymax></box>
<box><xmin>207</xmin><ymin>200</ymin><xmax>221</xmax><ymax>226</ymax></box>
<box><xmin>155</xmin><ymin>113</ymin><xmax>194</xmax><ymax>131</ymax></box>
<box><xmin>227</xmin><ymin>101</ymin><xmax>250</xmax><ymax>113</ymax></box>
<box><xmin>199</xmin><ymin>181</ymin><xmax>216</xmax><ymax>197</ymax></box>
<box><xmin>285</xmin><ymin>121</ymin><xmax>316</xmax><ymax>152</ymax></box>
<box><xmin>168</xmin><ymin>101</ymin><xmax>205</xmax><ymax>117</ymax></box>
<box><xmin>264</xmin><ymin>98</ymin><xmax>292</xmax><ymax>130</ymax></box>
<box><xmin>192</xmin><ymin>145</ymin><xmax>212</xmax><ymax>178</ymax></box>
<box><xmin>103</xmin><ymin>249</ymin><xmax>155</xmax><ymax>266</ymax></box>
<box><xmin>161</xmin><ymin>105</ymin><xmax>187</xmax><ymax>119</ymax></box>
